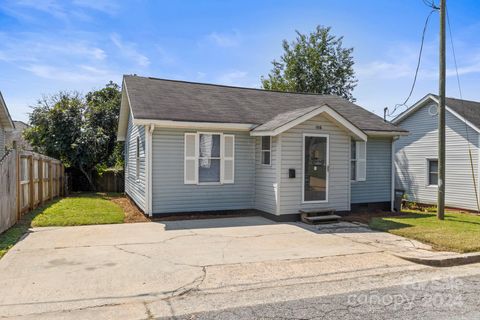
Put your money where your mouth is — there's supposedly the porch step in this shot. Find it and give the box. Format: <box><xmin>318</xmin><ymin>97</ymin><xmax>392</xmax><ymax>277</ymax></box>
<box><xmin>300</xmin><ymin>209</ymin><xmax>341</xmax><ymax>224</ymax></box>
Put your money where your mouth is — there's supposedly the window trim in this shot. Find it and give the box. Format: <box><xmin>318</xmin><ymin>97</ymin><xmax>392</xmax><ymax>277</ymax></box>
<box><xmin>184</xmin><ymin>132</ymin><xmax>235</xmax><ymax>185</ymax></box>
<box><xmin>351</xmin><ymin>139</ymin><xmax>367</xmax><ymax>182</ymax></box>
<box><xmin>198</xmin><ymin>132</ymin><xmax>222</xmax><ymax>185</ymax></box>
<box><xmin>426</xmin><ymin>158</ymin><xmax>439</xmax><ymax>187</ymax></box>
<box><xmin>261</xmin><ymin>136</ymin><xmax>272</xmax><ymax>166</ymax></box>
<box><xmin>135</xmin><ymin>136</ymin><xmax>140</xmax><ymax>180</ymax></box>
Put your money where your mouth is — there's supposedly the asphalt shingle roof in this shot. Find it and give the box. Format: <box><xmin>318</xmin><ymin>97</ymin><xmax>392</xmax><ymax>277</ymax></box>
<box><xmin>439</xmin><ymin>95</ymin><xmax>480</xmax><ymax>130</ymax></box>
<box><xmin>124</xmin><ymin>75</ymin><xmax>406</xmax><ymax>133</ymax></box>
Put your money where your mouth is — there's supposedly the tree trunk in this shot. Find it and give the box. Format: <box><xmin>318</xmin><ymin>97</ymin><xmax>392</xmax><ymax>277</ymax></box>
<box><xmin>79</xmin><ymin>166</ymin><xmax>96</xmax><ymax>191</ymax></box>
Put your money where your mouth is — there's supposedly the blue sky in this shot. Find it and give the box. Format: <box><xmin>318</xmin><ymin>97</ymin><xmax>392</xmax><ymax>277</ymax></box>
<box><xmin>1</xmin><ymin>0</ymin><xmax>480</xmax><ymax>122</ymax></box>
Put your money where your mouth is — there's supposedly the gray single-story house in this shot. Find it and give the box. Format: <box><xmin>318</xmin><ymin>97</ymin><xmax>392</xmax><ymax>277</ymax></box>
<box><xmin>0</xmin><ymin>92</ymin><xmax>15</xmax><ymax>158</ymax></box>
<box><xmin>117</xmin><ymin>75</ymin><xmax>407</xmax><ymax>220</ymax></box>
<box><xmin>393</xmin><ymin>94</ymin><xmax>480</xmax><ymax>211</ymax></box>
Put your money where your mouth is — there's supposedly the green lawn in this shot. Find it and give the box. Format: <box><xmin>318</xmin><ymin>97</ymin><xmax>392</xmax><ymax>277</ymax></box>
<box><xmin>370</xmin><ymin>209</ymin><xmax>480</xmax><ymax>253</ymax></box>
<box><xmin>0</xmin><ymin>193</ymin><xmax>125</xmax><ymax>259</ymax></box>
<box><xmin>31</xmin><ymin>193</ymin><xmax>124</xmax><ymax>227</ymax></box>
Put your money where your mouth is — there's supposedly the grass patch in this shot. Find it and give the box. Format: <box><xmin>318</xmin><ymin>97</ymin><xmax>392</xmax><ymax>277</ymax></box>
<box><xmin>370</xmin><ymin>209</ymin><xmax>480</xmax><ymax>253</ymax></box>
<box><xmin>31</xmin><ymin>193</ymin><xmax>124</xmax><ymax>227</ymax></box>
<box><xmin>0</xmin><ymin>203</ymin><xmax>53</xmax><ymax>258</ymax></box>
<box><xmin>0</xmin><ymin>193</ymin><xmax>125</xmax><ymax>259</ymax></box>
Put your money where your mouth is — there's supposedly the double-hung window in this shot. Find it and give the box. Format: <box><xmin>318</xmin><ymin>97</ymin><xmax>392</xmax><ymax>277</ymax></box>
<box><xmin>351</xmin><ymin>139</ymin><xmax>366</xmax><ymax>181</ymax></box>
<box><xmin>427</xmin><ymin>159</ymin><xmax>438</xmax><ymax>186</ymax></box>
<box><xmin>261</xmin><ymin>136</ymin><xmax>271</xmax><ymax>165</ymax></box>
<box><xmin>184</xmin><ymin>133</ymin><xmax>235</xmax><ymax>184</ymax></box>
<box><xmin>199</xmin><ymin>134</ymin><xmax>221</xmax><ymax>183</ymax></box>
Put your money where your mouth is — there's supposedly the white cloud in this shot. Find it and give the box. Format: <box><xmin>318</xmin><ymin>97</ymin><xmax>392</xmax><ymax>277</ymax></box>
<box><xmin>356</xmin><ymin>42</ymin><xmax>480</xmax><ymax>81</ymax></box>
<box><xmin>0</xmin><ymin>33</ymin><xmax>107</xmax><ymax>63</ymax></box>
<box><xmin>2</xmin><ymin>0</ymin><xmax>117</xmax><ymax>23</ymax></box>
<box><xmin>206</xmin><ymin>31</ymin><xmax>241</xmax><ymax>48</ymax></box>
<box><xmin>72</xmin><ymin>0</ymin><xmax>118</xmax><ymax>13</ymax></box>
<box><xmin>216</xmin><ymin>70</ymin><xmax>248</xmax><ymax>86</ymax></box>
<box><xmin>22</xmin><ymin>64</ymin><xmax>117</xmax><ymax>82</ymax></box>
<box><xmin>111</xmin><ymin>33</ymin><xmax>150</xmax><ymax>67</ymax></box>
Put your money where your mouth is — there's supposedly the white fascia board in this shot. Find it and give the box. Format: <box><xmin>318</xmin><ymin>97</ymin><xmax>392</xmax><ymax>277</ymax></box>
<box><xmin>391</xmin><ymin>94</ymin><xmax>437</xmax><ymax>124</ymax></box>
<box><xmin>445</xmin><ymin>106</ymin><xmax>480</xmax><ymax>134</ymax></box>
<box><xmin>0</xmin><ymin>92</ymin><xmax>14</xmax><ymax>130</ymax></box>
<box><xmin>133</xmin><ymin>119</ymin><xmax>255</xmax><ymax>131</ymax></box>
<box><xmin>392</xmin><ymin>93</ymin><xmax>480</xmax><ymax>134</ymax></box>
<box><xmin>365</xmin><ymin>130</ymin><xmax>409</xmax><ymax>137</ymax></box>
<box><xmin>116</xmin><ymin>80</ymin><xmax>131</xmax><ymax>141</ymax></box>
<box><xmin>251</xmin><ymin>105</ymin><xmax>368</xmax><ymax>141</ymax></box>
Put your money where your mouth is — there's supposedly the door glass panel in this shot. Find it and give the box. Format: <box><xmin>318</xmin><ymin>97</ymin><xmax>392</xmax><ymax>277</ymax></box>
<box><xmin>304</xmin><ymin>136</ymin><xmax>327</xmax><ymax>201</ymax></box>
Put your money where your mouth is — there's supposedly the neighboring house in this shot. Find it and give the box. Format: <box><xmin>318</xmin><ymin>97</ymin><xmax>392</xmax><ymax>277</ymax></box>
<box><xmin>117</xmin><ymin>75</ymin><xmax>407</xmax><ymax>220</ymax></box>
<box><xmin>393</xmin><ymin>94</ymin><xmax>480</xmax><ymax>211</ymax></box>
<box><xmin>0</xmin><ymin>92</ymin><xmax>15</xmax><ymax>158</ymax></box>
<box><xmin>5</xmin><ymin>121</ymin><xmax>32</xmax><ymax>151</ymax></box>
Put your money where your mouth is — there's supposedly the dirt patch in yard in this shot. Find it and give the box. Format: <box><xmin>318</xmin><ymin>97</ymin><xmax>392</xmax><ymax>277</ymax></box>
<box><xmin>344</xmin><ymin>211</ymin><xmax>409</xmax><ymax>224</ymax></box>
<box><xmin>110</xmin><ymin>196</ymin><xmax>150</xmax><ymax>223</ymax></box>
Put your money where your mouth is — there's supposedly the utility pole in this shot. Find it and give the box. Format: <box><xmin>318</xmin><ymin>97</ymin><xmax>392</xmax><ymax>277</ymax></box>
<box><xmin>438</xmin><ymin>0</ymin><xmax>446</xmax><ymax>220</ymax></box>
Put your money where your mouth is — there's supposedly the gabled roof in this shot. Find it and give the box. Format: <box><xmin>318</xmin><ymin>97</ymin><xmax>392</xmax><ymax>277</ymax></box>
<box><xmin>251</xmin><ymin>104</ymin><xmax>368</xmax><ymax>141</ymax></box>
<box><xmin>392</xmin><ymin>94</ymin><xmax>480</xmax><ymax>133</ymax></box>
<box><xmin>118</xmin><ymin>75</ymin><xmax>407</xmax><ymax>140</ymax></box>
<box><xmin>0</xmin><ymin>92</ymin><xmax>14</xmax><ymax>131</ymax></box>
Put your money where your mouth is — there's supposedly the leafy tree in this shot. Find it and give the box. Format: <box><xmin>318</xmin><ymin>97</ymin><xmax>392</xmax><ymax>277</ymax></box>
<box><xmin>24</xmin><ymin>82</ymin><xmax>123</xmax><ymax>190</ymax></box>
<box><xmin>261</xmin><ymin>25</ymin><xmax>357</xmax><ymax>101</ymax></box>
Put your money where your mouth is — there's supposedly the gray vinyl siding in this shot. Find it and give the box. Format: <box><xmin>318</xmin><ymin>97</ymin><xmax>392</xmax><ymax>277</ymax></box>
<box><xmin>351</xmin><ymin>137</ymin><xmax>392</xmax><ymax>203</ymax></box>
<box><xmin>152</xmin><ymin>128</ymin><xmax>255</xmax><ymax>213</ymax></box>
<box><xmin>395</xmin><ymin>103</ymin><xmax>480</xmax><ymax>211</ymax></box>
<box><xmin>279</xmin><ymin>114</ymin><xmax>351</xmax><ymax>213</ymax></box>
<box><xmin>124</xmin><ymin>114</ymin><xmax>146</xmax><ymax>211</ymax></box>
<box><xmin>0</xmin><ymin>127</ymin><xmax>4</xmax><ymax>158</ymax></box>
<box><xmin>254</xmin><ymin>136</ymin><xmax>277</xmax><ymax>214</ymax></box>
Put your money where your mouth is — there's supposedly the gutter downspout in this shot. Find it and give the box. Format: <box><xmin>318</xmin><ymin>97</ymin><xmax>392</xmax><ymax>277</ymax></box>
<box><xmin>391</xmin><ymin>136</ymin><xmax>399</xmax><ymax>212</ymax></box>
<box><xmin>145</xmin><ymin>124</ymin><xmax>155</xmax><ymax>217</ymax></box>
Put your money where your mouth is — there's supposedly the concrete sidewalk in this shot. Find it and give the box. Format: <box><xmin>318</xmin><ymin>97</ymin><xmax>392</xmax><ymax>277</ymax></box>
<box><xmin>0</xmin><ymin>217</ymin><xmax>477</xmax><ymax>319</ymax></box>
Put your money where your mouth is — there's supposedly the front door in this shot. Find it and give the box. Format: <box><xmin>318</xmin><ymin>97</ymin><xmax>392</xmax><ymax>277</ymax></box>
<box><xmin>303</xmin><ymin>134</ymin><xmax>329</xmax><ymax>203</ymax></box>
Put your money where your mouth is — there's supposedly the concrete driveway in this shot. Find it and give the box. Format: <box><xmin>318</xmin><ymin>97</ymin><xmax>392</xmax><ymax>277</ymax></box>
<box><xmin>0</xmin><ymin>216</ymin><xmax>446</xmax><ymax>319</ymax></box>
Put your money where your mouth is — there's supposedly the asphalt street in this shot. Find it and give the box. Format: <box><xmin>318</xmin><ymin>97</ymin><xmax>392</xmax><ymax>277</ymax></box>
<box><xmin>174</xmin><ymin>274</ymin><xmax>480</xmax><ymax>320</ymax></box>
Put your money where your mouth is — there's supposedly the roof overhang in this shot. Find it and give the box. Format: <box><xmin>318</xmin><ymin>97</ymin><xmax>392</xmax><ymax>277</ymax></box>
<box><xmin>250</xmin><ymin>104</ymin><xmax>368</xmax><ymax>141</ymax></box>
<box><xmin>0</xmin><ymin>92</ymin><xmax>14</xmax><ymax>131</ymax></box>
<box><xmin>116</xmin><ymin>80</ymin><xmax>131</xmax><ymax>141</ymax></box>
<box><xmin>364</xmin><ymin>130</ymin><xmax>409</xmax><ymax>137</ymax></box>
<box><xmin>132</xmin><ymin>119</ymin><xmax>255</xmax><ymax>131</ymax></box>
<box><xmin>392</xmin><ymin>94</ymin><xmax>480</xmax><ymax>134</ymax></box>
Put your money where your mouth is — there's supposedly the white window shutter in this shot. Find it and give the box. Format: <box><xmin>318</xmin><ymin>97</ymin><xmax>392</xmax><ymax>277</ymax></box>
<box><xmin>356</xmin><ymin>141</ymin><xmax>367</xmax><ymax>181</ymax></box>
<box><xmin>222</xmin><ymin>134</ymin><xmax>235</xmax><ymax>184</ymax></box>
<box><xmin>184</xmin><ymin>133</ymin><xmax>198</xmax><ymax>184</ymax></box>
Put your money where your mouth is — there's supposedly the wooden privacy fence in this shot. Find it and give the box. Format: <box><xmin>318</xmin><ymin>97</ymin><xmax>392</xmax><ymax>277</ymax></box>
<box><xmin>0</xmin><ymin>150</ymin><xmax>64</xmax><ymax>234</ymax></box>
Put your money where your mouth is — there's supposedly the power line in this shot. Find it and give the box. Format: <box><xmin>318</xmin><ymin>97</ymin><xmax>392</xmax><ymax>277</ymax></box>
<box><xmin>385</xmin><ymin>8</ymin><xmax>437</xmax><ymax>119</ymax></box>
<box><xmin>446</xmin><ymin>7</ymin><xmax>480</xmax><ymax>212</ymax></box>
<box><xmin>423</xmin><ymin>0</ymin><xmax>439</xmax><ymax>10</ymax></box>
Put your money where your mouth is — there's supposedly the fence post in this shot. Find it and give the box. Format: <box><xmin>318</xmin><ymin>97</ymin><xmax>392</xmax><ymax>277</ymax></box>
<box><xmin>38</xmin><ymin>158</ymin><xmax>44</xmax><ymax>206</ymax></box>
<box><xmin>28</xmin><ymin>155</ymin><xmax>34</xmax><ymax>210</ymax></box>
<box><xmin>48</xmin><ymin>160</ymin><xmax>53</xmax><ymax>200</ymax></box>
<box><xmin>16</xmin><ymin>150</ymin><xmax>21</xmax><ymax>220</ymax></box>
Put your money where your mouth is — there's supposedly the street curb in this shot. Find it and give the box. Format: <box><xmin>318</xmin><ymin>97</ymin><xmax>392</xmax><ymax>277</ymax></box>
<box><xmin>393</xmin><ymin>252</ymin><xmax>480</xmax><ymax>267</ymax></box>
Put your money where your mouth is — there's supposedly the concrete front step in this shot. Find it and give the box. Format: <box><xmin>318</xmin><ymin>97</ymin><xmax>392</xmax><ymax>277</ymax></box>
<box><xmin>301</xmin><ymin>214</ymin><xmax>341</xmax><ymax>224</ymax></box>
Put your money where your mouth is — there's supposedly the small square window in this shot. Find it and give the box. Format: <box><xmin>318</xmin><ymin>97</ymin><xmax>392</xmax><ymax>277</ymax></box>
<box><xmin>261</xmin><ymin>136</ymin><xmax>271</xmax><ymax>165</ymax></box>
<box><xmin>428</xmin><ymin>159</ymin><xmax>438</xmax><ymax>186</ymax></box>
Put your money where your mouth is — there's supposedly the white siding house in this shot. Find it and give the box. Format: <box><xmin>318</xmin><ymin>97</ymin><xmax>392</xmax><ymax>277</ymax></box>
<box><xmin>118</xmin><ymin>75</ymin><xmax>407</xmax><ymax>219</ymax></box>
<box><xmin>0</xmin><ymin>92</ymin><xmax>14</xmax><ymax>158</ymax></box>
<box><xmin>393</xmin><ymin>94</ymin><xmax>480</xmax><ymax>211</ymax></box>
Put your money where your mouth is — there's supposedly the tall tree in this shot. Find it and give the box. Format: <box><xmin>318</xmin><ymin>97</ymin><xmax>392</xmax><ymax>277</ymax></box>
<box><xmin>24</xmin><ymin>82</ymin><xmax>122</xmax><ymax>190</ymax></box>
<box><xmin>261</xmin><ymin>26</ymin><xmax>357</xmax><ymax>101</ymax></box>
